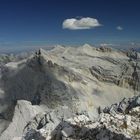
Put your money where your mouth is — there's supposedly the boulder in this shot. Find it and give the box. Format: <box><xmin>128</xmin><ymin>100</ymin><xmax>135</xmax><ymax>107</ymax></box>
<box><xmin>124</xmin><ymin>115</ymin><xmax>131</xmax><ymax>126</ymax></box>
<box><xmin>117</xmin><ymin>98</ymin><xmax>129</xmax><ymax>113</ymax></box>
<box><xmin>23</xmin><ymin>129</ymin><xmax>46</xmax><ymax>140</ymax></box>
<box><xmin>61</xmin><ymin>126</ymin><xmax>74</xmax><ymax>138</ymax></box>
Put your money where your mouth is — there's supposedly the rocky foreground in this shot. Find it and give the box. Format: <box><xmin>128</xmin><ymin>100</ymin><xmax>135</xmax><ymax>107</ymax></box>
<box><xmin>0</xmin><ymin>44</ymin><xmax>140</xmax><ymax>140</ymax></box>
<box><xmin>21</xmin><ymin>95</ymin><xmax>140</xmax><ymax>140</ymax></box>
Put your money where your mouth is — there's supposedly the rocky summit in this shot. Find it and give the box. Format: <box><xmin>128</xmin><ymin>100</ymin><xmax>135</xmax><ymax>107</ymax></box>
<box><xmin>22</xmin><ymin>95</ymin><xmax>140</xmax><ymax>140</ymax></box>
<box><xmin>0</xmin><ymin>44</ymin><xmax>140</xmax><ymax>140</ymax></box>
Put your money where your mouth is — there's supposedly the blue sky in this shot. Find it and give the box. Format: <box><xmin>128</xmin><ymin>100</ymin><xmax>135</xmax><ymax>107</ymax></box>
<box><xmin>0</xmin><ymin>0</ymin><xmax>140</xmax><ymax>53</ymax></box>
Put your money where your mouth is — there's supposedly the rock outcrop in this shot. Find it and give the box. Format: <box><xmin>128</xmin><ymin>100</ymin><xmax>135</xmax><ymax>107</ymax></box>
<box><xmin>21</xmin><ymin>96</ymin><xmax>140</xmax><ymax>140</ymax></box>
<box><xmin>0</xmin><ymin>100</ymin><xmax>42</xmax><ymax>140</ymax></box>
<box><xmin>96</xmin><ymin>46</ymin><xmax>112</xmax><ymax>52</ymax></box>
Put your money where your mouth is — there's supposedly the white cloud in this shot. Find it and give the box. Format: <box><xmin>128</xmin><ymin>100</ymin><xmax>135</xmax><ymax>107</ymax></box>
<box><xmin>116</xmin><ymin>26</ymin><xmax>123</xmax><ymax>30</ymax></box>
<box><xmin>62</xmin><ymin>17</ymin><xmax>101</xmax><ymax>30</ymax></box>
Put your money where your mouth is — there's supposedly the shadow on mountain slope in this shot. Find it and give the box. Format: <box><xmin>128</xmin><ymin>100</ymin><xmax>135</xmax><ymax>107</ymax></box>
<box><xmin>0</xmin><ymin>55</ymin><xmax>79</xmax><ymax>120</ymax></box>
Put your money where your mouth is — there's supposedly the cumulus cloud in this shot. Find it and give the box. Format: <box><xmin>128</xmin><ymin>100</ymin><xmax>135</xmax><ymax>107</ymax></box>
<box><xmin>62</xmin><ymin>17</ymin><xmax>101</xmax><ymax>30</ymax></box>
<box><xmin>116</xmin><ymin>26</ymin><xmax>123</xmax><ymax>30</ymax></box>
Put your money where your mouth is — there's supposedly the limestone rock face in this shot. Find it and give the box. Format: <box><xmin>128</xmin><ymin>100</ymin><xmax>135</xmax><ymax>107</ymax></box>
<box><xmin>22</xmin><ymin>96</ymin><xmax>140</xmax><ymax>140</ymax></box>
<box><xmin>103</xmin><ymin>96</ymin><xmax>140</xmax><ymax>114</ymax></box>
<box><xmin>0</xmin><ymin>100</ymin><xmax>42</xmax><ymax>140</ymax></box>
<box><xmin>0</xmin><ymin>45</ymin><xmax>140</xmax><ymax>139</ymax></box>
<box><xmin>90</xmin><ymin>58</ymin><xmax>140</xmax><ymax>91</ymax></box>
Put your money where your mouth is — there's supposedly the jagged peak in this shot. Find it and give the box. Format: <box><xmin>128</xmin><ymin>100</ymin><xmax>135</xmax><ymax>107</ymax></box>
<box><xmin>53</xmin><ymin>45</ymin><xmax>66</xmax><ymax>50</ymax></box>
<box><xmin>82</xmin><ymin>43</ymin><xmax>93</xmax><ymax>48</ymax></box>
<box><xmin>77</xmin><ymin>43</ymin><xmax>96</xmax><ymax>52</ymax></box>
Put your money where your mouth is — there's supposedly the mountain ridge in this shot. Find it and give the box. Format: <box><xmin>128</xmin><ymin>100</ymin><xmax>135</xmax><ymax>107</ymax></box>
<box><xmin>0</xmin><ymin>45</ymin><xmax>139</xmax><ymax>140</ymax></box>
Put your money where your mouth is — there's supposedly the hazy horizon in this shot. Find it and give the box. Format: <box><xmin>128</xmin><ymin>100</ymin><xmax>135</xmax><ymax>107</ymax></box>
<box><xmin>0</xmin><ymin>0</ymin><xmax>140</xmax><ymax>53</ymax></box>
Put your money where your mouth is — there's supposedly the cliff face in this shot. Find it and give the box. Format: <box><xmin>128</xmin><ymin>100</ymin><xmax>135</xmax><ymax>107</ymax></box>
<box><xmin>0</xmin><ymin>45</ymin><xmax>139</xmax><ymax>140</ymax></box>
<box><xmin>0</xmin><ymin>100</ymin><xmax>43</xmax><ymax>140</ymax></box>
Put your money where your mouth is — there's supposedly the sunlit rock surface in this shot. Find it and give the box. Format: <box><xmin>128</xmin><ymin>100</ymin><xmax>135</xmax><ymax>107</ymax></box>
<box><xmin>22</xmin><ymin>96</ymin><xmax>140</xmax><ymax>140</ymax></box>
<box><xmin>0</xmin><ymin>45</ymin><xmax>139</xmax><ymax>139</ymax></box>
